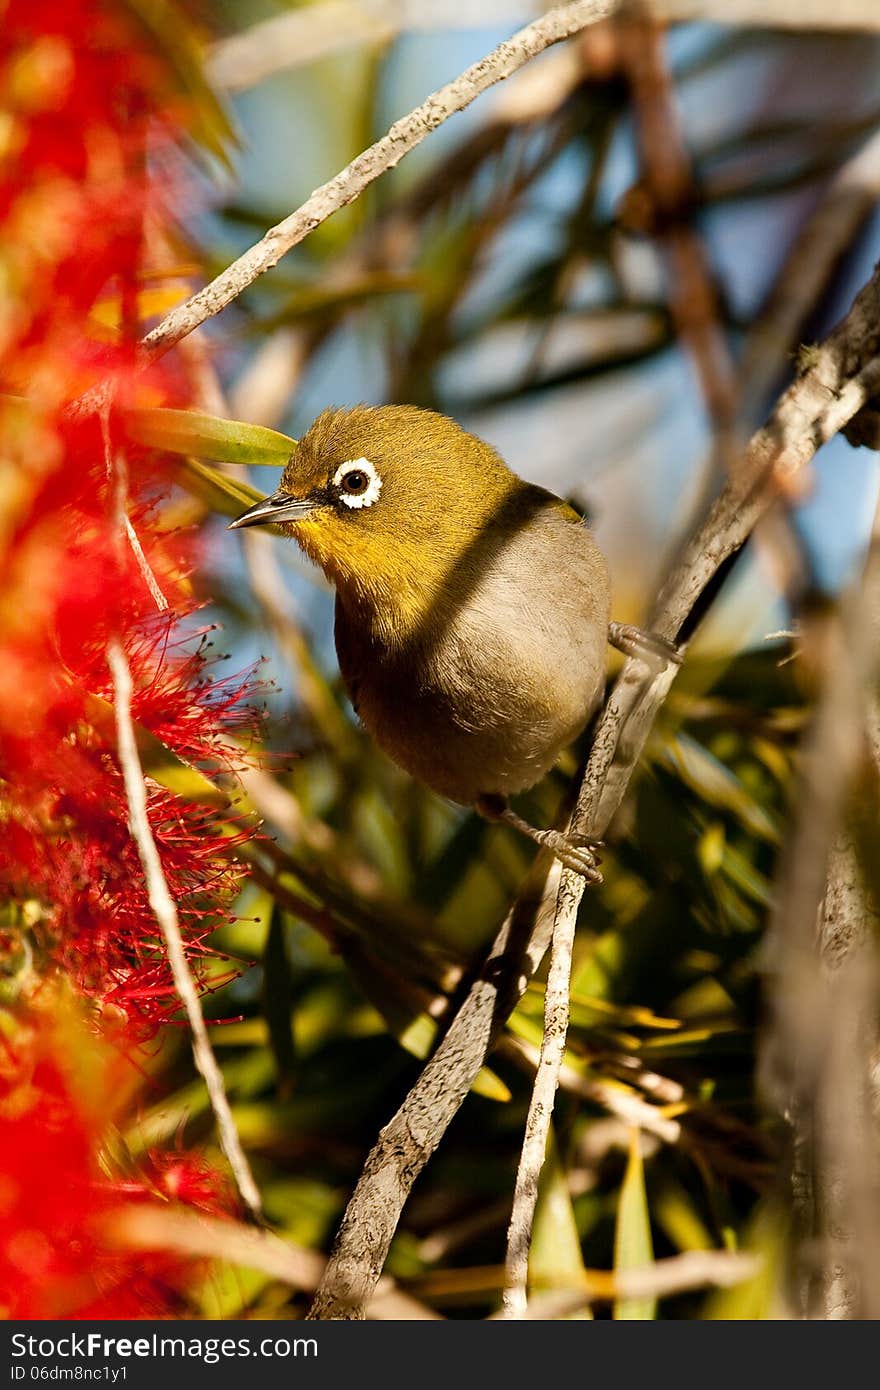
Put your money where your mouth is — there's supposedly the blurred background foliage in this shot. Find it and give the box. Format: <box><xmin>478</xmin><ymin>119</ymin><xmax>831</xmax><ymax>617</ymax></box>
<box><xmin>138</xmin><ymin>1</ymin><xmax>880</xmax><ymax>1317</ymax></box>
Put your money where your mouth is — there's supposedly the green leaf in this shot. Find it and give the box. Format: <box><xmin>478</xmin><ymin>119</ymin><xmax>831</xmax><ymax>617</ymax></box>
<box><xmin>121</xmin><ymin>0</ymin><xmax>237</xmax><ymax>169</ymax></box>
<box><xmin>530</xmin><ymin>1127</ymin><xmax>591</xmax><ymax>1317</ymax></box>
<box><xmin>703</xmin><ymin>1202</ymin><xmax>783</xmax><ymax>1320</ymax></box>
<box><xmin>614</xmin><ymin>1131</ymin><xmax>656</xmax><ymax>1320</ymax></box>
<box><xmin>699</xmin><ymin>820</ymin><xmax>726</xmax><ymax>876</ymax></box>
<box><xmin>178</xmin><ymin>457</ymin><xmax>273</xmax><ymax>522</ymax></box>
<box><xmin>660</xmin><ymin>733</ymin><xmax>781</xmax><ymax>844</ymax></box>
<box><xmin>655</xmin><ymin>1181</ymin><xmax>714</xmax><ymax>1253</ymax></box>
<box><xmin>125</xmin><ymin>407</ymin><xmax>296</xmax><ymax>467</ymax></box>
<box><xmin>263</xmin><ymin>906</ymin><xmax>297</xmax><ymax>1097</ymax></box>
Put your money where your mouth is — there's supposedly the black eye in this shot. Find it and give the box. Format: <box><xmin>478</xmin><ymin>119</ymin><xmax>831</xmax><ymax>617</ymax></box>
<box><xmin>340</xmin><ymin>469</ymin><xmax>368</xmax><ymax>494</ymax></box>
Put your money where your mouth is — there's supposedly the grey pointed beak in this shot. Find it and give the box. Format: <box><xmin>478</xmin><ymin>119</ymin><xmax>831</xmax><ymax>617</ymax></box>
<box><xmin>228</xmin><ymin>489</ymin><xmax>315</xmax><ymax>529</ymax></box>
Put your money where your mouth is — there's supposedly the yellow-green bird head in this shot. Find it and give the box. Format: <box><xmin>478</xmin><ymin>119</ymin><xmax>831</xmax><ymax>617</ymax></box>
<box><xmin>229</xmin><ymin>404</ymin><xmax>538</xmax><ymax>642</ymax></box>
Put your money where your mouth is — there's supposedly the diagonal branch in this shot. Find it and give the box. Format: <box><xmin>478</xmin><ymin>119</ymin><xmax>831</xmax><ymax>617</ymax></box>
<box><xmin>142</xmin><ymin>0</ymin><xmax>620</xmax><ymax>358</ymax></box>
<box><xmin>308</xmin><ymin>259</ymin><xmax>880</xmax><ymax>1319</ymax></box>
<box><xmin>205</xmin><ymin>0</ymin><xmax>880</xmax><ymax>95</ymax></box>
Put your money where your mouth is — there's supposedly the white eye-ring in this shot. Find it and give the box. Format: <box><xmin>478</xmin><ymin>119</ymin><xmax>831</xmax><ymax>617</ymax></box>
<box><xmin>332</xmin><ymin>457</ymin><xmax>382</xmax><ymax>510</ymax></box>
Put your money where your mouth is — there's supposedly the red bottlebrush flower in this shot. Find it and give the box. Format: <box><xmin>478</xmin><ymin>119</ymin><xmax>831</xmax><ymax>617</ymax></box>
<box><xmin>0</xmin><ymin>5</ymin><xmax>263</xmax><ymax>1319</ymax></box>
<box><xmin>0</xmin><ymin>1</ymin><xmax>263</xmax><ymax>1034</ymax></box>
<box><xmin>0</xmin><ymin>997</ymin><xmax>237</xmax><ymax>1319</ymax></box>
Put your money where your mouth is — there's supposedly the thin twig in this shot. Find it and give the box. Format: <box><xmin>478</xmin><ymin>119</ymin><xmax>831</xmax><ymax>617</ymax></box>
<box><xmin>501</xmin><ymin>1034</ymin><xmax>682</xmax><ymax>1143</ymax></box>
<box><xmin>102</xmin><ymin>385</ymin><xmax>259</xmax><ymax>1216</ymax></box>
<box><xmin>501</xmin><ymin>651</ymin><xmax>680</xmax><ymax>1317</ymax></box>
<box><xmin>108</xmin><ymin>1206</ymin><xmax>439</xmax><ymax>1320</ymax></box>
<box><xmin>501</xmin><ymin>282</ymin><xmax>880</xmax><ymax>1315</ymax></box>
<box><xmin>308</xmin><ymin>261</ymin><xmax>880</xmax><ymax>1319</ymax></box>
<box><xmin>207</xmin><ymin>0</ymin><xmax>880</xmax><ymax>96</ymax></box>
<box><xmin>500</xmin><ymin>885</ymin><xmax>598</xmax><ymax>1317</ymax></box>
<box><xmin>142</xmin><ymin>0</ymin><xmax>621</xmax><ymax>358</ymax></box>
<box><xmin>99</xmin><ymin>401</ymin><xmax>169</xmax><ymax>612</ymax></box>
<box><xmin>491</xmin><ymin>1250</ymin><xmax>760</xmax><ymax>1318</ymax></box>
<box><xmin>618</xmin><ymin>12</ymin><xmax>737</xmax><ymax>448</ymax></box>
<box><xmin>738</xmin><ymin>127</ymin><xmax>880</xmax><ymax>418</ymax></box>
<box><xmin>107</xmin><ymin>639</ymin><xmax>263</xmax><ymax>1221</ymax></box>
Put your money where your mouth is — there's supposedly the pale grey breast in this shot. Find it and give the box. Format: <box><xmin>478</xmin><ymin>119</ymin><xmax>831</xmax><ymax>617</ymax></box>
<box><xmin>335</xmin><ymin>498</ymin><xmax>610</xmax><ymax>805</ymax></box>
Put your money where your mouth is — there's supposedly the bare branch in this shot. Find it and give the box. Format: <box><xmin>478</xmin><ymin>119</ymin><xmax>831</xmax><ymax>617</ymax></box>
<box><xmin>501</xmin><ymin>653</ymin><xmax>681</xmax><ymax>1317</ymax></box>
<box><xmin>739</xmin><ymin>128</ymin><xmax>880</xmax><ymax>417</ymax></box>
<box><xmin>107</xmin><ymin>638</ymin><xmax>263</xmax><ymax>1222</ymax></box>
<box><xmin>670</xmin><ymin>0</ymin><xmax>880</xmax><ymax>28</ymax></box>
<box><xmin>208</xmin><ymin>0</ymin><xmax>880</xmax><ymax>95</ymax></box>
<box><xmin>99</xmin><ymin>403</ymin><xmax>169</xmax><ymax>613</ymax></box>
<box><xmin>618</xmin><ymin>13</ymin><xmax>737</xmax><ymax>447</ymax></box>
<box><xmin>109</xmin><ymin>1206</ymin><xmax>439</xmax><ymax>1320</ymax></box>
<box><xmin>498</xmin><ymin>268</ymin><xmax>880</xmax><ymax>1311</ymax></box>
<box><xmin>813</xmin><ymin>834</ymin><xmax>880</xmax><ymax>1318</ymax></box>
<box><xmin>500</xmin><ymin>872</ymin><xmax>606</xmax><ymax>1316</ymax></box>
<box><xmin>143</xmin><ymin>0</ymin><xmax>620</xmax><ymax>358</ymax></box>
<box><xmin>501</xmin><ymin>1034</ymin><xmax>682</xmax><ymax>1143</ymax></box>
<box><xmin>308</xmin><ymin>259</ymin><xmax>880</xmax><ymax>1319</ymax></box>
<box><xmin>493</xmin><ymin>1250</ymin><xmax>761</xmax><ymax>1318</ymax></box>
<box><xmin>760</xmin><ymin>494</ymin><xmax>880</xmax><ymax>1319</ymax></box>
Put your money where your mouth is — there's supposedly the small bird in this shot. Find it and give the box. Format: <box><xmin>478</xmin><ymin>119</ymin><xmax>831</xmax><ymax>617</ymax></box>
<box><xmin>231</xmin><ymin>404</ymin><xmax>622</xmax><ymax>877</ymax></box>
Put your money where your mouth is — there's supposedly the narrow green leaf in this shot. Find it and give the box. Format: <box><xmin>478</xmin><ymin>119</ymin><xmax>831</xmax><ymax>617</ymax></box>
<box><xmin>614</xmin><ymin>1130</ymin><xmax>656</xmax><ymax>1320</ymax></box>
<box><xmin>699</xmin><ymin>821</ymin><xmax>726</xmax><ymax>876</ymax></box>
<box><xmin>121</xmin><ymin>0</ymin><xmax>237</xmax><ymax>168</ymax></box>
<box><xmin>125</xmin><ymin>406</ymin><xmax>296</xmax><ymax>467</ymax></box>
<box><xmin>655</xmin><ymin>1182</ymin><xmax>714</xmax><ymax>1253</ymax></box>
<box><xmin>660</xmin><ymin>733</ymin><xmax>780</xmax><ymax>844</ymax></box>
<box><xmin>178</xmin><ymin>457</ymin><xmax>271</xmax><ymax>521</ymax></box>
<box><xmin>192</xmin><ymin>1263</ymin><xmax>271</xmax><ymax>1319</ymax></box>
<box><xmin>263</xmin><ymin>906</ymin><xmax>297</xmax><ymax>1097</ymax></box>
<box><xmin>530</xmin><ymin>1127</ymin><xmax>591</xmax><ymax>1317</ymax></box>
<box><xmin>703</xmin><ymin>1203</ymin><xmax>784</xmax><ymax>1320</ymax></box>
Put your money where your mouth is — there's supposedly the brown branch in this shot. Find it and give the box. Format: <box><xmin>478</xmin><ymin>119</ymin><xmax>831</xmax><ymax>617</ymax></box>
<box><xmin>739</xmin><ymin>128</ymin><xmax>880</xmax><ymax>418</ymax></box>
<box><xmin>307</xmin><ymin>259</ymin><xmax>880</xmax><ymax>1319</ymax></box>
<box><xmin>492</xmin><ymin>1249</ymin><xmax>760</xmax><ymax>1317</ymax></box>
<box><xmin>617</xmin><ymin>13</ymin><xmax>737</xmax><ymax>447</ymax></box>
<box><xmin>760</xmin><ymin>495</ymin><xmax>880</xmax><ymax>1319</ymax></box>
<box><xmin>500</xmin><ymin>882</ymin><xmax>606</xmax><ymax>1315</ymax></box>
<box><xmin>813</xmin><ymin>833</ymin><xmax>880</xmax><ymax>1318</ymax></box>
<box><xmin>501</xmin><ymin>649</ymin><xmax>680</xmax><ymax>1317</ymax></box>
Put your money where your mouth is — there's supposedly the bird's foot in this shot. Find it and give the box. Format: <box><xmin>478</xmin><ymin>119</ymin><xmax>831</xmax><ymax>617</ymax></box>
<box><xmin>609</xmin><ymin>621</ymin><xmax>682</xmax><ymax>668</ymax></box>
<box><xmin>525</xmin><ymin>825</ymin><xmax>604</xmax><ymax>882</ymax></box>
<box><xmin>476</xmin><ymin>795</ymin><xmax>603</xmax><ymax>884</ymax></box>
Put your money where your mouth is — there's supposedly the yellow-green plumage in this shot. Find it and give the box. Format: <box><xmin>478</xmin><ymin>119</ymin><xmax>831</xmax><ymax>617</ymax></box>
<box><xmin>231</xmin><ymin>403</ymin><xmax>611</xmax><ymax>812</ymax></box>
